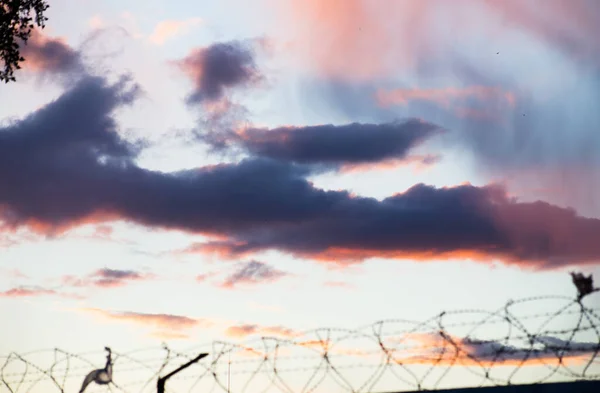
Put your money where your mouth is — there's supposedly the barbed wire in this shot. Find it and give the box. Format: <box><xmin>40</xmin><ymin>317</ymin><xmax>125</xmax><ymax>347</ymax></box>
<box><xmin>2</xmin><ymin>293</ymin><xmax>599</xmax><ymax>393</ymax></box>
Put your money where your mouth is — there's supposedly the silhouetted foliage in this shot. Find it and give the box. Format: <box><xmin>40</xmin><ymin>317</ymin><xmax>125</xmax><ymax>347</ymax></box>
<box><xmin>0</xmin><ymin>0</ymin><xmax>50</xmax><ymax>83</ymax></box>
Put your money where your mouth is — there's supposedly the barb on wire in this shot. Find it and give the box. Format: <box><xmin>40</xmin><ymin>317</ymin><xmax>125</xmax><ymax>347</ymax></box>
<box><xmin>1</xmin><ymin>279</ymin><xmax>599</xmax><ymax>392</ymax></box>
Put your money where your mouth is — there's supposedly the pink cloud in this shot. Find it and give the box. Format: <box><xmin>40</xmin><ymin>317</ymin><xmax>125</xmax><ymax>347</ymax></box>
<box><xmin>376</xmin><ymin>86</ymin><xmax>515</xmax><ymax>109</ymax></box>
<box><xmin>84</xmin><ymin>308</ymin><xmax>206</xmax><ymax>330</ymax></box>
<box><xmin>0</xmin><ymin>286</ymin><xmax>56</xmax><ymax>298</ymax></box>
<box><xmin>19</xmin><ymin>30</ymin><xmax>82</xmax><ymax>75</ymax></box>
<box><xmin>148</xmin><ymin>18</ymin><xmax>203</xmax><ymax>45</ymax></box>
<box><xmin>274</xmin><ymin>0</ymin><xmax>599</xmax><ymax>80</ymax></box>
<box><xmin>225</xmin><ymin>324</ymin><xmax>297</xmax><ymax>338</ymax></box>
<box><xmin>0</xmin><ymin>286</ymin><xmax>82</xmax><ymax>299</ymax></box>
<box><xmin>196</xmin><ymin>272</ymin><xmax>218</xmax><ymax>283</ymax></box>
<box><xmin>324</xmin><ymin>281</ymin><xmax>355</xmax><ymax>290</ymax></box>
<box><xmin>273</xmin><ymin>0</ymin><xmax>471</xmax><ymax>80</ymax></box>
<box><xmin>0</xmin><ymin>268</ymin><xmax>28</xmax><ymax>279</ymax></box>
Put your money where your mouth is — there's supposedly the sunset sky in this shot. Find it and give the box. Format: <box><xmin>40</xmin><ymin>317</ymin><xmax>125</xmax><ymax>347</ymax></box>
<box><xmin>1</xmin><ymin>0</ymin><xmax>600</xmax><ymax>390</ymax></box>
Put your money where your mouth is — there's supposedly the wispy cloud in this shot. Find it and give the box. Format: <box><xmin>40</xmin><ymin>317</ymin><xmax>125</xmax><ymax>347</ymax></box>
<box><xmin>324</xmin><ymin>281</ymin><xmax>355</xmax><ymax>290</ymax></box>
<box><xmin>0</xmin><ymin>286</ymin><xmax>81</xmax><ymax>299</ymax></box>
<box><xmin>196</xmin><ymin>271</ymin><xmax>218</xmax><ymax>283</ymax></box>
<box><xmin>62</xmin><ymin>268</ymin><xmax>153</xmax><ymax>288</ymax></box>
<box><xmin>0</xmin><ymin>268</ymin><xmax>28</xmax><ymax>279</ymax></box>
<box><xmin>220</xmin><ymin>261</ymin><xmax>289</xmax><ymax>289</ymax></box>
<box><xmin>225</xmin><ymin>324</ymin><xmax>297</xmax><ymax>338</ymax></box>
<box><xmin>0</xmin><ymin>286</ymin><xmax>56</xmax><ymax>298</ymax></box>
<box><xmin>148</xmin><ymin>18</ymin><xmax>203</xmax><ymax>45</ymax></box>
<box><xmin>83</xmin><ymin>308</ymin><xmax>210</xmax><ymax>339</ymax></box>
<box><xmin>376</xmin><ymin>86</ymin><xmax>515</xmax><ymax>109</ymax></box>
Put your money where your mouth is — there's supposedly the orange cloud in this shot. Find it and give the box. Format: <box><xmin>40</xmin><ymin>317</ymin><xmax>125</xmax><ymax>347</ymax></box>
<box><xmin>181</xmin><ymin>241</ymin><xmax>529</xmax><ymax>267</ymax></box>
<box><xmin>84</xmin><ymin>308</ymin><xmax>206</xmax><ymax>331</ymax></box>
<box><xmin>148</xmin><ymin>18</ymin><xmax>203</xmax><ymax>45</ymax></box>
<box><xmin>2</xmin><ymin>210</ymin><xmax>120</xmax><ymax>237</ymax></box>
<box><xmin>338</xmin><ymin>155</ymin><xmax>441</xmax><ymax>174</ymax></box>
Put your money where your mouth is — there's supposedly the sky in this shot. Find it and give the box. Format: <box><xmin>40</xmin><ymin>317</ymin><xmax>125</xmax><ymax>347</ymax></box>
<box><xmin>1</xmin><ymin>0</ymin><xmax>600</xmax><ymax>391</ymax></box>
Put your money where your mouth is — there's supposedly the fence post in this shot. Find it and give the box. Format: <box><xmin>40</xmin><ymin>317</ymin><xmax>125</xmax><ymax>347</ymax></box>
<box><xmin>157</xmin><ymin>353</ymin><xmax>208</xmax><ymax>393</ymax></box>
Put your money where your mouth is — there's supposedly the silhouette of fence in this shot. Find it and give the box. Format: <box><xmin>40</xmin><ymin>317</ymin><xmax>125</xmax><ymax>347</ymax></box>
<box><xmin>2</xmin><ymin>294</ymin><xmax>599</xmax><ymax>393</ymax></box>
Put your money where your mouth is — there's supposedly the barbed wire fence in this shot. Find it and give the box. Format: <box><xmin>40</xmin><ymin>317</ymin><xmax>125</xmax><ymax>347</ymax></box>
<box><xmin>2</xmin><ymin>275</ymin><xmax>600</xmax><ymax>393</ymax></box>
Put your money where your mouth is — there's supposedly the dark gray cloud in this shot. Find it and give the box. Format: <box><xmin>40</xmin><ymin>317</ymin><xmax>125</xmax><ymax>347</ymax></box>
<box><xmin>178</xmin><ymin>41</ymin><xmax>261</xmax><ymax>104</ymax></box>
<box><xmin>2</xmin><ymin>75</ymin><xmax>600</xmax><ymax>268</ymax></box>
<box><xmin>221</xmin><ymin>261</ymin><xmax>288</xmax><ymax>289</ymax></box>
<box><xmin>214</xmin><ymin>120</ymin><xmax>441</xmax><ymax>169</ymax></box>
<box><xmin>458</xmin><ymin>335</ymin><xmax>600</xmax><ymax>363</ymax></box>
<box><xmin>195</xmin><ymin>183</ymin><xmax>600</xmax><ymax>267</ymax></box>
<box><xmin>414</xmin><ymin>332</ymin><xmax>600</xmax><ymax>364</ymax></box>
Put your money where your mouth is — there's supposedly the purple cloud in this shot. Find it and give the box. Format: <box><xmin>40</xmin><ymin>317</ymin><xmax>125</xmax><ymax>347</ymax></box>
<box><xmin>177</xmin><ymin>40</ymin><xmax>262</xmax><ymax>104</ymax></box>
<box><xmin>221</xmin><ymin>261</ymin><xmax>288</xmax><ymax>289</ymax></box>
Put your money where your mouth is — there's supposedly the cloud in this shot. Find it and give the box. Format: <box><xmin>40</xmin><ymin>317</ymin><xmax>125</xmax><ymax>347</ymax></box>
<box><xmin>220</xmin><ymin>261</ymin><xmax>288</xmax><ymax>289</ymax></box>
<box><xmin>196</xmin><ymin>272</ymin><xmax>218</xmax><ymax>282</ymax></box>
<box><xmin>2</xmin><ymin>75</ymin><xmax>600</xmax><ymax>269</ymax></box>
<box><xmin>276</xmin><ymin>0</ymin><xmax>600</xmax><ymax>81</ymax></box>
<box><xmin>272</xmin><ymin>0</ymin><xmax>600</xmax><ymax>217</ymax></box>
<box><xmin>212</xmin><ymin>120</ymin><xmax>441</xmax><ymax>171</ymax></box>
<box><xmin>438</xmin><ymin>57</ymin><xmax>600</xmax><ymax>217</ymax></box>
<box><xmin>19</xmin><ymin>30</ymin><xmax>84</xmax><ymax>77</ymax></box>
<box><xmin>481</xmin><ymin>0</ymin><xmax>600</xmax><ymax>66</ymax></box>
<box><xmin>403</xmin><ymin>332</ymin><xmax>600</xmax><ymax>366</ymax></box>
<box><xmin>192</xmin><ymin>182</ymin><xmax>600</xmax><ymax>268</ymax></box>
<box><xmin>93</xmin><ymin>224</ymin><xmax>113</xmax><ymax>239</ymax></box>
<box><xmin>85</xmin><ymin>309</ymin><xmax>202</xmax><ymax>330</ymax></box>
<box><xmin>324</xmin><ymin>281</ymin><xmax>355</xmax><ymax>289</ymax></box>
<box><xmin>151</xmin><ymin>331</ymin><xmax>191</xmax><ymax>340</ymax></box>
<box><xmin>0</xmin><ymin>285</ymin><xmax>80</xmax><ymax>299</ymax></box>
<box><xmin>148</xmin><ymin>18</ymin><xmax>203</xmax><ymax>45</ymax></box>
<box><xmin>0</xmin><ymin>286</ymin><xmax>57</xmax><ymax>298</ymax></box>
<box><xmin>225</xmin><ymin>324</ymin><xmax>297</xmax><ymax>338</ymax></box>
<box><xmin>0</xmin><ymin>268</ymin><xmax>28</xmax><ymax>279</ymax></box>
<box><xmin>62</xmin><ymin>268</ymin><xmax>152</xmax><ymax>288</ymax></box>
<box><xmin>376</xmin><ymin>86</ymin><xmax>515</xmax><ymax>111</ymax></box>
<box><xmin>177</xmin><ymin>40</ymin><xmax>262</xmax><ymax>104</ymax></box>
